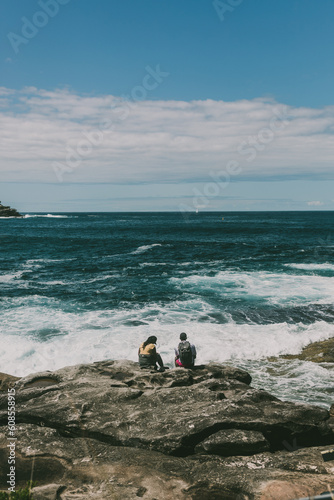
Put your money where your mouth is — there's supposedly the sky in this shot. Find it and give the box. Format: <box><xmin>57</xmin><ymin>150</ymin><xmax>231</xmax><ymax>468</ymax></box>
<box><xmin>1</xmin><ymin>0</ymin><xmax>334</xmax><ymax>212</ymax></box>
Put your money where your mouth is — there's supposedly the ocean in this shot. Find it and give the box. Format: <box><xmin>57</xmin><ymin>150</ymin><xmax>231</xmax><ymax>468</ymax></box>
<box><xmin>1</xmin><ymin>211</ymin><xmax>333</xmax><ymax>408</ymax></box>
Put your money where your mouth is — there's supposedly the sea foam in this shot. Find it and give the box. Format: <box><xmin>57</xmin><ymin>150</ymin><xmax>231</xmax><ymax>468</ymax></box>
<box><xmin>170</xmin><ymin>270</ymin><xmax>334</xmax><ymax>306</ymax></box>
<box><xmin>24</xmin><ymin>214</ymin><xmax>70</xmax><ymax>218</ymax></box>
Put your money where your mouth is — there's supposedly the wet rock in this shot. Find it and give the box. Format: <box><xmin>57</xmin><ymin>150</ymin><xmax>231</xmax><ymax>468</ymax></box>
<box><xmin>274</xmin><ymin>337</ymin><xmax>334</xmax><ymax>363</ymax></box>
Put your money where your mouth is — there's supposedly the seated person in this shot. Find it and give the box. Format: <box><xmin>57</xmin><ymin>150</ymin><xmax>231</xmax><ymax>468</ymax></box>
<box><xmin>138</xmin><ymin>336</ymin><xmax>165</xmax><ymax>371</ymax></box>
<box><xmin>174</xmin><ymin>332</ymin><xmax>196</xmax><ymax>368</ymax></box>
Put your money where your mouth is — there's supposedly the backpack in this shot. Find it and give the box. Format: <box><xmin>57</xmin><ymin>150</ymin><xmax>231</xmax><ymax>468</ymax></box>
<box><xmin>178</xmin><ymin>341</ymin><xmax>192</xmax><ymax>366</ymax></box>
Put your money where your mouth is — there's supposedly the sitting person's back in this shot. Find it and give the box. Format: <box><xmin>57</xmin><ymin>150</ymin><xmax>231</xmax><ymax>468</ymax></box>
<box><xmin>138</xmin><ymin>336</ymin><xmax>165</xmax><ymax>370</ymax></box>
<box><xmin>175</xmin><ymin>332</ymin><xmax>196</xmax><ymax>368</ymax></box>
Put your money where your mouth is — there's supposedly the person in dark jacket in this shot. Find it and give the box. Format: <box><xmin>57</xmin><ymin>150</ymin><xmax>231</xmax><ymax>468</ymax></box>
<box><xmin>138</xmin><ymin>336</ymin><xmax>165</xmax><ymax>370</ymax></box>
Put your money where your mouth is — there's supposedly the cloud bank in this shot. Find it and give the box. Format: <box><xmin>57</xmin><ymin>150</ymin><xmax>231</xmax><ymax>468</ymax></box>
<box><xmin>1</xmin><ymin>87</ymin><xmax>334</xmax><ymax>184</ymax></box>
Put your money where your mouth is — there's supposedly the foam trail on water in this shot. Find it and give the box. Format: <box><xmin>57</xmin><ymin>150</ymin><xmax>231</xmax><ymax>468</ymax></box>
<box><xmin>285</xmin><ymin>263</ymin><xmax>334</xmax><ymax>271</ymax></box>
<box><xmin>23</xmin><ymin>214</ymin><xmax>70</xmax><ymax>218</ymax></box>
<box><xmin>170</xmin><ymin>270</ymin><xmax>334</xmax><ymax>306</ymax></box>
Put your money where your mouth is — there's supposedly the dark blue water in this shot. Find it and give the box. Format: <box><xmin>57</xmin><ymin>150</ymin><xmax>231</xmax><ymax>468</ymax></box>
<box><xmin>1</xmin><ymin>212</ymin><xmax>333</xmax><ymax>406</ymax></box>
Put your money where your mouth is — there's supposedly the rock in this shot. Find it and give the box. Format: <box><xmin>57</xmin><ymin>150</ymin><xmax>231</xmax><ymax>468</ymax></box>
<box><xmin>2</xmin><ymin>360</ymin><xmax>332</xmax><ymax>455</ymax></box>
<box><xmin>0</xmin><ymin>372</ymin><xmax>20</xmax><ymax>391</ymax></box>
<box><xmin>330</xmin><ymin>404</ymin><xmax>334</xmax><ymax>418</ymax></box>
<box><xmin>194</xmin><ymin>429</ymin><xmax>270</xmax><ymax>456</ymax></box>
<box><xmin>258</xmin><ymin>480</ymin><xmax>332</xmax><ymax>500</ymax></box>
<box><xmin>272</xmin><ymin>337</ymin><xmax>334</xmax><ymax>363</ymax></box>
<box><xmin>1</xmin><ymin>424</ymin><xmax>333</xmax><ymax>499</ymax></box>
<box><xmin>0</xmin><ymin>201</ymin><xmax>22</xmax><ymax>217</ymax></box>
<box><xmin>0</xmin><ymin>360</ymin><xmax>333</xmax><ymax>499</ymax></box>
<box><xmin>31</xmin><ymin>484</ymin><xmax>66</xmax><ymax>500</ymax></box>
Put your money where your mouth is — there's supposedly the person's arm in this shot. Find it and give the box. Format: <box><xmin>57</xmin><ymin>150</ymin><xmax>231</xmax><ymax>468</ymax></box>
<box><xmin>174</xmin><ymin>347</ymin><xmax>179</xmax><ymax>359</ymax></box>
<box><xmin>192</xmin><ymin>344</ymin><xmax>197</xmax><ymax>359</ymax></box>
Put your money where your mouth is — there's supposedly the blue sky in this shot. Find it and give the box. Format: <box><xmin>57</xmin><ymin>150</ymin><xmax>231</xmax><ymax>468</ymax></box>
<box><xmin>1</xmin><ymin>0</ymin><xmax>334</xmax><ymax>211</ymax></box>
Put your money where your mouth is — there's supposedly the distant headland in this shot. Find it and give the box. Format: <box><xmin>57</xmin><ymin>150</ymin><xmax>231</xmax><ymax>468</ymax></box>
<box><xmin>0</xmin><ymin>201</ymin><xmax>22</xmax><ymax>217</ymax></box>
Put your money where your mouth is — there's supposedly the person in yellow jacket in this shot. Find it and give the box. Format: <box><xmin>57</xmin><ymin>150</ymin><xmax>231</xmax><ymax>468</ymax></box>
<box><xmin>138</xmin><ymin>336</ymin><xmax>165</xmax><ymax>371</ymax></box>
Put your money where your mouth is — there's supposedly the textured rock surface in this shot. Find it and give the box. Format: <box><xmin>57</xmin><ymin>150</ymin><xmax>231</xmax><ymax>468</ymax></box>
<box><xmin>0</xmin><ymin>360</ymin><xmax>333</xmax><ymax>499</ymax></box>
<box><xmin>0</xmin><ymin>372</ymin><xmax>20</xmax><ymax>391</ymax></box>
<box><xmin>194</xmin><ymin>429</ymin><xmax>270</xmax><ymax>456</ymax></box>
<box><xmin>0</xmin><ymin>201</ymin><xmax>22</xmax><ymax>217</ymax></box>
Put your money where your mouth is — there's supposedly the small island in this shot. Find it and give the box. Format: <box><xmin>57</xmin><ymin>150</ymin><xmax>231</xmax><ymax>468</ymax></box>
<box><xmin>0</xmin><ymin>201</ymin><xmax>22</xmax><ymax>217</ymax></box>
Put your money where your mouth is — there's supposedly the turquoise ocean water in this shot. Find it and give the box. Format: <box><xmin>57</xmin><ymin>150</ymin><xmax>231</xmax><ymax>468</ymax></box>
<box><xmin>1</xmin><ymin>211</ymin><xmax>333</xmax><ymax>407</ymax></box>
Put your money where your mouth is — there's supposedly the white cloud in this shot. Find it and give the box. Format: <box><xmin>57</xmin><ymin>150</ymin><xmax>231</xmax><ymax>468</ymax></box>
<box><xmin>1</xmin><ymin>87</ymin><xmax>334</xmax><ymax>184</ymax></box>
<box><xmin>307</xmin><ymin>201</ymin><xmax>324</xmax><ymax>206</ymax></box>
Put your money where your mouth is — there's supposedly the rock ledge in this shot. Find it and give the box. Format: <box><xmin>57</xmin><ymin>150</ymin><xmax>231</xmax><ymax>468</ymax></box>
<box><xmin>0</xmin><ymin>360</ymin><xmax>333</xmax><ymax>499</ymax></box>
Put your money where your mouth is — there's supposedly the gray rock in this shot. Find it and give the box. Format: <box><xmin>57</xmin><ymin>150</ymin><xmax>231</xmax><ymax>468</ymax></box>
<box><xmin>31</xmin><ymin>484</ymin><xmax>66</xmax><ymax>500</ymax></box>
<box><xmin>194</xmin><ymin>429</ymin><xmax>270</xmax><ymax>456</ymax></box>
<box><xmin>0</xmin><ymin>360</ymin><xmax>333</xmax><ymax>499</ymax></box>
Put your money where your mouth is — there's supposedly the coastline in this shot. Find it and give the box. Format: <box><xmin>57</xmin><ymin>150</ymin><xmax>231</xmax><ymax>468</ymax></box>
<box><xmin>0</xmin><ymin>202</ymin><xmax>22</xmax><ymax>218</ymax></box>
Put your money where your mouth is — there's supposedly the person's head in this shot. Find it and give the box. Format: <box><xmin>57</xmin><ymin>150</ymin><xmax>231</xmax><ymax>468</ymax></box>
<box><xmin>180</xmin><ymin>332</ymin><xmax>187</xmax><ymax>341</ymax></box>
<box><xmin>144</xmin><ymin>335</ymin><xmax>157</xmax><ymax>347</ymax></box>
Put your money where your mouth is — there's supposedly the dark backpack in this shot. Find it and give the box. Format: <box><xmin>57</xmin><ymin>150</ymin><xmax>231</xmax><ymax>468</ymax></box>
<box><xmin>178</xmin><ymin>341</ymin><xmax>192</xmax><ymax>366</ymax></box>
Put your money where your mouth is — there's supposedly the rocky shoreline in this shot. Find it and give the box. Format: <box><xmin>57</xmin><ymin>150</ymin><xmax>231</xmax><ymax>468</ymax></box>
<box><xmin>279</xmin><ymin>337</ymin><xmax>334</xmax><ymax>364</ymax></box>
<box><xmin>0</xmin><ymin>360</ymin><xmax>333</xmax><ymax>499</ymax></box>
<box><xmin>0</xmin><ymin>201</ymin><xmax>22</xmax><ymax>217</ymax></box>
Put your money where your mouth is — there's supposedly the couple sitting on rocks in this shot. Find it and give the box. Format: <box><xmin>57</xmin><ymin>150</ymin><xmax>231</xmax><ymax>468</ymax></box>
<box><xmin>138</xmin><ymin>332</ymin><xmax>197</xmax><ymax>371</ymax></box>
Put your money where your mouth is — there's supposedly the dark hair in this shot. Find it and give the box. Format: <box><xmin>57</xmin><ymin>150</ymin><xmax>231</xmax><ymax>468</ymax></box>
<box><xmin>143</xmin><ymin>336</ymin><xmax>157</xmax><ymax>348</ymax></box>
<box><xmin>180</xmin><ymin>332</ymin><xmax>187</xmax><ymax>340</ymax></box>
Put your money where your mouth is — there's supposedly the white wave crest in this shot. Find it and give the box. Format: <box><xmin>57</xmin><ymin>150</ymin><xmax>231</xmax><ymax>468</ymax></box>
<box><xmin>24</xmin><ymin>214</ymin><xmax>69</xmax><ymax>218</ymax></box>
<box><xmin>285</xmin><ymin>263</ymin><xmax>334</xmax><ymax>271</ymax></box>
<box><xmin>131</xmin><ymin>244</ymin><xmax>162</xmax><ymax>255</ymax></box>
<box><xmin>0</xmin><ymin>300</ymin><xmax>333</xmax><ymax>380</ymax></box>
<box><xmin>0</xmin><ymin>271</ymin><xmax>24</xmax><ymax>283</ymax></box>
